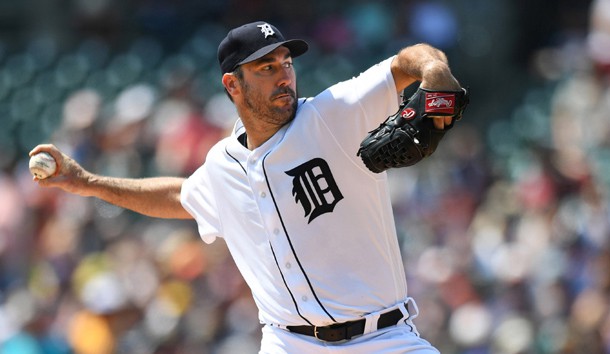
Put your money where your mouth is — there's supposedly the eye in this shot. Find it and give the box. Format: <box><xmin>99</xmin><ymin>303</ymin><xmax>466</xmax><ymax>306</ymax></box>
<box><xmin>283</xmin><ymin>62</ymin><xmax>293</xmax><ymax>69</ymax></box>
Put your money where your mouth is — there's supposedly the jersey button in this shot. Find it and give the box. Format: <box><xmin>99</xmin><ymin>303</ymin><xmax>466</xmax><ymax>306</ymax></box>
<box><xmin>301</xmin><ymin>296</ymin><xmax>308</xmax><ymax>301</ymax></box>
<box><xmin>273</xmin><ymin>229</ymin><xmax>280</xmax><ymax>235</ymax></box>
<box><xmin>260</xmin><ymin>192</ymin><xmax>266</xmax><ymax>198</ymax></box>
<box><xmin>285</xmin><ymin>262</ymin><xmax>291</xmax><ymax>269</ymax></box>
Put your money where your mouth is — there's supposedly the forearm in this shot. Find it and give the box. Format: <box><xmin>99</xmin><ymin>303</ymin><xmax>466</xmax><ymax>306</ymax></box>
<box><xmin>30</xmin><ymin>144</ymin><xmax>193</xmax><ymax>220</ymax></box>
<box><xmin>391</xmin><ymin>43</ymin><xmax>460</xmax><ymax>92</ymax></box>
<box><xmin>83</xmin><ymin>175</ymin><xmax>191</xmax><ymax>219</ymax></box>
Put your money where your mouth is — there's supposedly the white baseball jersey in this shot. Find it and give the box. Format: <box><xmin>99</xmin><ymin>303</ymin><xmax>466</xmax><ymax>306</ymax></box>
<box><xmin>181</xmin><ymin>56</ymin><xmax>407</xmax><ymax>328</ymax></box>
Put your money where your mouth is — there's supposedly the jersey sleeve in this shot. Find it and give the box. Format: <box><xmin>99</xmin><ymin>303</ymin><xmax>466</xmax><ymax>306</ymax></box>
<box><xmin>306</xmin><ymin>56</ymin><xmax>400</xmax><ymax>151</ymax></box>
<box><xmin>180</xmin><ymin>165</ymin><xmax>221</xmax><ymax>244</ymax></box>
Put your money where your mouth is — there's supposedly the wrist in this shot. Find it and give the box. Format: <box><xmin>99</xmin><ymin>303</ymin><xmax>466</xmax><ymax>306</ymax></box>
<box><xmin>420</xmin><ymin>61</ymin><xmax>460</xmax><ymax>91</ymax></box>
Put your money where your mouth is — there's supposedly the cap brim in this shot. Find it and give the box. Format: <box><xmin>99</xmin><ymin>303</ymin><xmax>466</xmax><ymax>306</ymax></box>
<box><xmin>236</xmin><ymin>39</ymin><xmax>309</xmax><ymax>67</ymax></box>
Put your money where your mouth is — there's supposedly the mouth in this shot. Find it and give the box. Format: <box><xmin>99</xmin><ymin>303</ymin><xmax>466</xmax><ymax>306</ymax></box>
<box><xmin>273</xmin><ymin>93</ymin><xmax>293</xmax><ymax>101</ymax></box>
<box><xmin>272</xmin><ymin>88</ymin><xmax>295</xmax><ymax>102</ymax></box>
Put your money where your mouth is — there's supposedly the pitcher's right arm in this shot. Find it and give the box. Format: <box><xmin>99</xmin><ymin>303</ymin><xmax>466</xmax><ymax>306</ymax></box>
<box><xmin>30</xmin><ymin>144</ymin><xmax>193</xmax><ymax>220</ymax></box>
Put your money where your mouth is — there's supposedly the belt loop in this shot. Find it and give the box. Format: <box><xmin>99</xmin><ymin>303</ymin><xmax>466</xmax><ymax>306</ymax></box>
<box><xmin>363</xmin><ymin>311</ymin><xmax>381</xmax><ymax>335</ymax></box>
<box><xmin>403</xmin><ymin>297</ymin><xmax>419</xmax><ymax>320</ymax></box>
<box><xmin>403</xmin><ymin>297</ymin><xmax>421</xmax><ymax>336</ymax></box>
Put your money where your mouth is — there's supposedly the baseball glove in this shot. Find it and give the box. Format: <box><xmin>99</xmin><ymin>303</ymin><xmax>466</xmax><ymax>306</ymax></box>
<box><xmin>357</xmin><ymin>87</ymin><xmax>469</xmax><ymax>173</ymax></box>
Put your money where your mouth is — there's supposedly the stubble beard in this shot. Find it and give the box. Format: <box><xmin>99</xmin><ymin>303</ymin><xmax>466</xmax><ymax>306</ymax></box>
<box><xmin>242</xmin><ymin>81</ymin><xmax>298</xmax><ymax>127</ymax></box>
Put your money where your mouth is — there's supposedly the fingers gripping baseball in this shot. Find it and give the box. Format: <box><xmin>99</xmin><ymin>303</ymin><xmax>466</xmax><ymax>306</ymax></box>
<box><xmin>29</xmin><ymin>144</ymin><xmax>62</xmax><ymax>179</ymax></box>
<box><xmin>29</xmin><ymin>144</ymin><xmax>90</xmax><ymax>194</ymax></box>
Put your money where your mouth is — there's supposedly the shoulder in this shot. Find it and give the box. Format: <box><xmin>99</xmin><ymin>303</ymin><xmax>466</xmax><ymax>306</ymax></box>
<box><xmin>301</xmin><ymin>57</ymin><xmax>397</xmax><ymax>112</ymax></box>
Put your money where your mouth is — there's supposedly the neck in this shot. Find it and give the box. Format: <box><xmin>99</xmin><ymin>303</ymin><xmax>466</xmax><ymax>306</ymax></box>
<box><xmin>235</xmin><ymin>99</ymin><xmax>297</xmax><ymax>149</ymax></box>
<box><xmin>240</xmin><ymin>119</ymin><xmax>284</xmax><ymax>150</ymax></box>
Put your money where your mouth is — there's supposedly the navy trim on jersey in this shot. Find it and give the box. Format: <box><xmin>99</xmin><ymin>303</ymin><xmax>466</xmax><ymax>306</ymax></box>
<box><xmin>268</xmin><ymin>241</ymin><xmax>313</xmax><ymax>326</ymax></box>
<box><xmin>225</xmin><ymin>147</ymin><xmax>247</xmax><ymax>175</ymax></box>
<box><xmin>262</xmin><ymin>152</ymin><xmax>337</xmax><ymax>323</ymax></box>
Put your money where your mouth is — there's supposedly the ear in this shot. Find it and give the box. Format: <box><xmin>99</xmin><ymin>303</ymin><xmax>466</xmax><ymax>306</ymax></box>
<box><xmin>222</xmin><ymin>73</ymin><xmax>240</xmax><ymax>97</ymax></box>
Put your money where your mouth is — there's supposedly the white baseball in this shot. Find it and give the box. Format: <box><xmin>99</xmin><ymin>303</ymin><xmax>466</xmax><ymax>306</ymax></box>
<box><xmin>29</xmin><ymin>152</ymin><xmax>57</xmax><ymax>179</ymax></box>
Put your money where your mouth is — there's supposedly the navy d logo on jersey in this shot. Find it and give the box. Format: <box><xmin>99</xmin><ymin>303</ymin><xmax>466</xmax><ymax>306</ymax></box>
<box><xmin>285</xmin><ymin>158</ymin><xmax>343</xmax><ymax>223</ymax></box>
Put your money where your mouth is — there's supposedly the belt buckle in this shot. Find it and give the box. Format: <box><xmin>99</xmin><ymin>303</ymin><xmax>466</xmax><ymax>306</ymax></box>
<box><xmin>313</xmin><ymin>326</ymin><xmax>321</xmax><ymax>340</ymax></box>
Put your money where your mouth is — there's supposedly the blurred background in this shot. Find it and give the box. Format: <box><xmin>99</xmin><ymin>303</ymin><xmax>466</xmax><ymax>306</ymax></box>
<box><xmin>0</xmin><ymin>0</ymin><xmax>609</xmax><ymax>353</ymax></box>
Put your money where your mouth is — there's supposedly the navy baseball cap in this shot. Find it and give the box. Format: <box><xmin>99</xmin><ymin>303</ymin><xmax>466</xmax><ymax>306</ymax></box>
<box><xmin>218</xmin><ymin>21</ymin><xmax>309</xmax><ymax>74</ymax></box>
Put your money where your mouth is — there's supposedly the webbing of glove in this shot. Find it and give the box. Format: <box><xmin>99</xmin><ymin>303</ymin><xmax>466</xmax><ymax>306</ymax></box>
<box><xmin>357</xmin><ymin>87</ymin><xmax>469</xmax><ymax>173</ymax></box>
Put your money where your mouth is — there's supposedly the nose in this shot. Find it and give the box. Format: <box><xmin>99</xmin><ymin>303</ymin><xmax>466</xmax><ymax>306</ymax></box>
<box><xmin>277</xmin><ymin>66</ymin><xmax>293</xmax><ymax>87</ymax></box>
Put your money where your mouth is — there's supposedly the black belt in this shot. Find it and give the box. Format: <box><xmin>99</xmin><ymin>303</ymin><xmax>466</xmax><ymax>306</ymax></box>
<box><xmin>286</xmin><ymin>306</ymin><xmax>405</xmax><ymax>342</ymax></box>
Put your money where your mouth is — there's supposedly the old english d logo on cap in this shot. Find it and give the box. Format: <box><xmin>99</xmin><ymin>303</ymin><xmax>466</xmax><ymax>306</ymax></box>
<box><xmin>257</xmin><ymin>23</ymin><xmax>275</xmax><ymax>38</ymax></box>
<box><xmin>218</xmin><ymin>21</ymin><xmax>309</xmax><ymax>74</ymax></box>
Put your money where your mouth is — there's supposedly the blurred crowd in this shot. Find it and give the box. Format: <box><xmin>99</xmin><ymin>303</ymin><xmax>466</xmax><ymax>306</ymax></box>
<box><xmin>0</xmin><ymin>0</ymin><xmax>609</xmax><ymax>353</ymax></box>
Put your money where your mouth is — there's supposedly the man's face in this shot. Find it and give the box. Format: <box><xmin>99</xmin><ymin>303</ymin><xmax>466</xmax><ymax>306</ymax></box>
<box><xmin>236</xmin><ymin>46</ymin><xmax>298</xmax><ymax>127</ymax></box>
